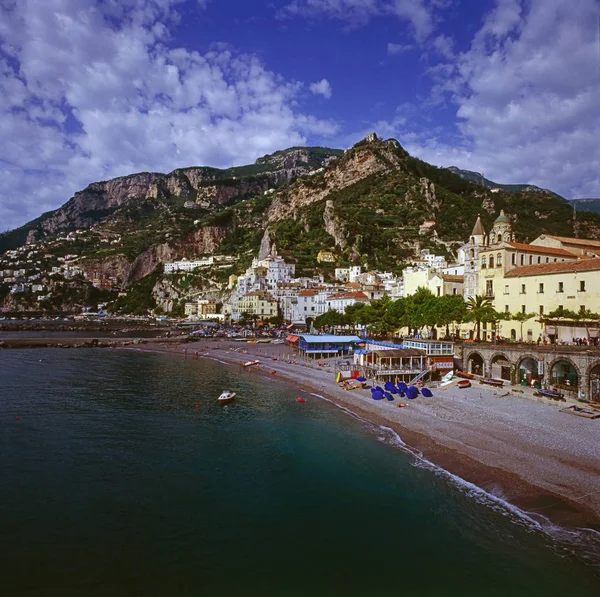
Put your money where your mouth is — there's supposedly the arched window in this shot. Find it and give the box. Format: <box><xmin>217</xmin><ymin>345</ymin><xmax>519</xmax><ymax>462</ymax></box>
<box><xmin>470</xmin><ymin>248</ymin><xmax>475</xmax><ymax>258</ymax></box>
<box><xmin>481</xmin><ymin>256</ymin><xmax>487</xmax><ymax>269</ymax></box>
<box><xmin>489</xmin><ymin>256</ymin><xmax>494</xmax><ymax>268</ymax></box>
<box><xmin>505</xmin><ymin>233</ymin><xmax>511</xmax><ymax>242</ymax></box>
<box><xmin>497</xmin><ymin>253</ymin><xmax>502</xmax><ymax>267</ymax></box>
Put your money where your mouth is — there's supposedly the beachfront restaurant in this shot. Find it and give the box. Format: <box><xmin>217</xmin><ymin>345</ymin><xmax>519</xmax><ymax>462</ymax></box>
<box><xmin>291</xmin><ymin>334</ymin><xmax>362</xmax><ymax>359</ymax></box>
<box><xmin>357</xmin><ymin>347</ymin><xmax>427</xmax><ymax>383</ymax></box>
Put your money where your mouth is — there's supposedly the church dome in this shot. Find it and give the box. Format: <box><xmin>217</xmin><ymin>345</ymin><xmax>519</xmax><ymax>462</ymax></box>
<box><xmin>494</xmin><ymin>209</ymin><xmax>510</xmax><ymax>224</ymax></box>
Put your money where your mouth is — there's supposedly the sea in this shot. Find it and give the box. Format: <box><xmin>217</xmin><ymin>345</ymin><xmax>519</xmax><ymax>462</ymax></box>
<box><xmin>1</xmin><ymin>347</ymin><xmax>599</xmax><ymax>597</ymax></box>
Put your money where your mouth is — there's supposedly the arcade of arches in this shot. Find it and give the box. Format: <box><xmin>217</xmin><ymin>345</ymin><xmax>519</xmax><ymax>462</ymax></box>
<box><xmin>462</xmin><ymin>345</ymin><xmax>600</xmax><ymax>403</ymax></box>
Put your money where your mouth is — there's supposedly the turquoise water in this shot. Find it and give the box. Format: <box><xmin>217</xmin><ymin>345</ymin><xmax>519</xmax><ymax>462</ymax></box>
<box><xmin>1</xmin><ymin>349</ymin><xmax>599</xmax><ymax>596</ymax></box>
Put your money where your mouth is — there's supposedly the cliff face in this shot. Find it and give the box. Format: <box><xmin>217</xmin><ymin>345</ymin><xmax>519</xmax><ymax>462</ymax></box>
<box><xmin>125</xmin><ymin>225</ymin><xmax>230</xmax><ymax>285</ymax></box>
<box><xmin>267</xmin><ymin>136</ymin><xmax>404</xmax><ymax>223</ymax></box>
<box><xmin>30</xmin><ymin>173</ymin><xmax>163</xmax><ymax>239</ymax></box>
<box><xmin>13</xmin><ymin>147</ymin><xmax>341</xmax><ymax>246</ymax></box>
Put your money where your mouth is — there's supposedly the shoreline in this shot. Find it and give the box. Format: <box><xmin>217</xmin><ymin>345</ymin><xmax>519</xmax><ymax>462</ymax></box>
<box><xmin>4</xmin><ymin>335</ymin><xmax>600</xmax><ymax>540</ymax></box>
<box><xmin>135</xmin><ymin>338</ymin><xmax>600</xmax><ymax>536</ymax></box>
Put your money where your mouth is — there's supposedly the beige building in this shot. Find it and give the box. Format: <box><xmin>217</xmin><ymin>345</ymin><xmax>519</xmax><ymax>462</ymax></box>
<box><xmin>498</xmin><ymin>258</ymin><xmax>600</xmax><ymax>342</ymax></box>
<box><xmin>235</xmin><ymin>290</ymin><xmax>278</xmax><ymax>319</ymax></box>
<box><xmin>458</xmin><ymin>216</ymin><xmax>487</xmax><ymax>299</ymax></box>
<box><xmin>317</xmin><ymin>250</ymin><xmax>336</xmax><ymax>263</ymax></box>
<box><xmin>403</xmin><ymin>268</ymin><xmax>464</xmax><ymax>297</ymax></box>
<box><xmin>473</xmin><ymin>212</ymin><xmax>600</xmax><ymax>342</ymax></box>
<box><xmin>530</xmin><ymin>234</ymin><xmax>600</xmax><ymax>258</ymax></box>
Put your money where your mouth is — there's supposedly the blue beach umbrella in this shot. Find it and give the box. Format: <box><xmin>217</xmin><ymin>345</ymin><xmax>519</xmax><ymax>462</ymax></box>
<box><xmin>397</xmin><ymin>382</ymin><xmax>407</xmax><ymax>393</ymax></box>
<box><xmin>421</xmin><ymin>388</ymin><xmax>433</xmax><ymax>398</ymax></box>
<box><xmin>372</xmin><ymin>391</ymin><xmax>384</xmax><ymax>400</ymax></box>
<box><xmin>384</xmin><ymin>392</ymin><xmax>394</xmax><ymax>401</ymax></box>
<box><xmin>406</xmin><ymin>386</ymin><xmax>419</xmax><ymax>400</ymax></box>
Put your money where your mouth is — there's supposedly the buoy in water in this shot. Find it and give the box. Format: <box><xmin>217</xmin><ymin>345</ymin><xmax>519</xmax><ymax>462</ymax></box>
<box><xmin>15</xmin><ymin>415</ymin><xmax>20</xmax><ymax>420</ymax></box>
<box><xmin>296</xmin><ymin>397</ymin><xmax>305</xmax><ymax>403</ymax></box>
<box><xmin>195</xmin><ymin>404</ymin><xmax>200</xmax><ymax>408</ymax></box>
<box><xmin>270</xmin><ymin>370</ymin><xmax>277</xmax><ymax>375</ymax></box>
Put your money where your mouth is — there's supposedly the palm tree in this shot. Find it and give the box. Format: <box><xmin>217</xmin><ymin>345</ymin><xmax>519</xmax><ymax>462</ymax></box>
<box><xmin>466</xmin><ymin>295</ymin><xmax>495</xmax><ymax>341</ymax></box>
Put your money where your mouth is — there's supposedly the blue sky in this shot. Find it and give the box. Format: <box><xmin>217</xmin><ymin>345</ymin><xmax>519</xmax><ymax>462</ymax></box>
<box><xmin>1</xmin><ymin>0</ymin><xmax>599</xmax><ymax>230</ymax></box>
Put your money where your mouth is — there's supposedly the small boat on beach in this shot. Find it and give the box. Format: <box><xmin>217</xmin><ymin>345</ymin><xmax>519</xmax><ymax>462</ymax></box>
<box><xmin>479</xmin><ymin>378</ymin><xmax>504</xmax><ymax>388</ymax></box>
<box><xmin>218</xmin><ymin>391</ymin><xmax>236</xmax><ymax>405</ymax></box>
<box><xmin>457</xmin><ymin>379</ymin><xmax>471</xmax><ymax>389</ymax></box>
<box><xmin>243</xmin><ymin>360</ymin><xmax>260</xmax><ymax>368</ymax></box>
<box><xmin>455</xmin><ymin>371</ymin><xmax>474</xmax><ymax>379</ymax></box>
<box><xmin>560</xmin><ymin>405</ymin><xmax>600</xmax><ymax>419</ymax></box>
<box><xmin>538</xmin><ymin>389</ymin><xmax>565</xmax><ymax>401</ymax></box>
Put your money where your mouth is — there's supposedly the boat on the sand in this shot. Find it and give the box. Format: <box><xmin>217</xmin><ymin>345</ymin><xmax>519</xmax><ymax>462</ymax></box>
<box><xmin>455</xmin><ymin>371</ymin><xmax>474</xmax><ymax>379</ymax></box>
<box><xmin>560</xmin><ymin>405</ymin><xmax>600</xmax><ymax>419</ymax></box>
<box><xmin>218</xmin><ymin>391</ymin><xmax>236</xmax><ymax>405</ymax></box>
<box><xmin>457</xmin><ymin>379</ymin><xmax>471</xmax><ymax>389</ymax></box>
<box><xmin>243</xmin><ymin>360</ymin><xmax>260</xmax><ymax>368</ymax></box>
<box><xmin>479</xmin><ymin>378</ymin><xmax>504</xmax><ymax>388</ymax></box>
<box><xmin>538</xmin><ymin>389</ymin><xmax>565</xmax><ymax>400</ymax></box>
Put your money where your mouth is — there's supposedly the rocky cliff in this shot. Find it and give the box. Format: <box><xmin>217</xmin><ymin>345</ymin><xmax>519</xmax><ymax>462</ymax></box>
<box><xmin>3</xmin><ymin>147</ymin><xmax>341</xmax><ymax>251</ymax></box>
<box><xmin>267</xmin><ymin>135</ymin><xmax>405</xmax><ymax>223</ymax></box>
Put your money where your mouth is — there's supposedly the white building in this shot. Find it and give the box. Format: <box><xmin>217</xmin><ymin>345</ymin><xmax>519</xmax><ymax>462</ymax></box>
<box><xmin>164</xmin><ymin>257</ymin><xmax>215</xmax><ymax>273</ymax></box>
<box><xmin>443</xmin><ymin>264</ymin><xmax>465</xmax><ymax>276</ymax></box>
<box><xmin>326</xmin><ymin>291</ymin><xmax>370</xmax><ymax>313</ymax></box>
<box><xmin>290</xmin><ymin>289</ymin><xmax>331</xmax><ymax>324</ymax></box>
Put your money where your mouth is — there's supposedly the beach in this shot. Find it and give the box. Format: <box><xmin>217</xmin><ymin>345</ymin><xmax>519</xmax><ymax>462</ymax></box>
<box><xmin>143</xmin><ymin>338</ymin><xmax>600</xmax><ymax>532</ymax></box>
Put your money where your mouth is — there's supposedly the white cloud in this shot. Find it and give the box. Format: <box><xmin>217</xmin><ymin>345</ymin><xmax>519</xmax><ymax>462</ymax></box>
<box><xmin>280</xmin><ymin>0</ymin><xmax>435</xmax><ymax>41</ymax></box>
<box><xmin>0</xmin><ymin>0</ymin><xmax>338</xmax><ymax>231</ymax></box>
<box><xmin>309</xmin><ymin>78</ymin><xmax>333</xmax><ymax>99</ymax></box>
<box><xmin>387</xmin><ymin>42</ymin><xmax>413</xmax><ymax>55</ymax></box>
<box><xmin>373</xmin><ymin>0</ymin><xmax>600</xmax><ymax>200</ymax></box>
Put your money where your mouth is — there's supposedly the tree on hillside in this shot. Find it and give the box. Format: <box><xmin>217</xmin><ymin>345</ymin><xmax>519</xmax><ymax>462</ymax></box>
<box><xmin>404</xmin><ymin>287</ymin><xmax>437</xmax><ymax>335</ymax></box>
<box><xmin>432</xmin><ymin>294</ymin><xmax>467</xmax><ymax>338</ymax></box>
<box><xmin>314</xmin><ymin>309</ymin><xmax>345</xmax><ymax>331</ymax></box>
<box><xmin>466</xmin><ymin>295</ymin><xmax>496</xmax><ymax>341</ymax></box>
<box><xmin>510</xmin><ymin>311</ymin><xmax>537</xmax><ymax>341</ymax></box>
<box><xmin>344</xmin><ymin>302</ymin><xmax>371</xmax><ymax>328</ymax></box>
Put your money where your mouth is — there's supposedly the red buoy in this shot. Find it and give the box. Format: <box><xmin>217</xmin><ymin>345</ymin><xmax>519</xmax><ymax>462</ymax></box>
<box><xmin>195</xmin><ymin>404</ymin><xmax>200</xmax><ymax>408</ymax></box>
<box><xmin>15</xmin><ymin>416</ymin><xmax>20</xmax><ymax>421</ymax></box>
<box><xmin>296</xmin><ymin>397</ymin><xmax>305</xmax><ymax>403</ymax></box>
<box><xmin>270</xmin><ymin>370</ymin><xmax>277</xmax><ymax>375</ymax></box>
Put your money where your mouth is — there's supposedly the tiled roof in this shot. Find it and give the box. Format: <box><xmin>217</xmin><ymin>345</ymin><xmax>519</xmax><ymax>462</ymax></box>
<box><xmin>471</xmin><ymin>216</ymin><xmax>485</xmax><ymax>236</ymax></box>
<box><xmin>504</xmin><ymin>242</ymin><xmax>575</xmax><ymax>257</ymax></box>
<box><xmin>298</xmin><ymin>289</ymin><xmax>318</xmax><ymax>296</ymax></box>
<box><xmin>505</xmin><ymin>257</ymin><xmax>600</xmax><ymax>278</ymax></box>
<box><xmin>543</xmin><ymin>234</ymin><xmax>600</xmax><ymax>248</ymax></box>
<box><xmin>442</xmin><ymin>274</ymin><xmax>465</xmax><ymax>282</ymax></box>
<box><xmin>327</xmin><ymin>292</ymin><xmax>369</xmax><ymax>300</ymax></box>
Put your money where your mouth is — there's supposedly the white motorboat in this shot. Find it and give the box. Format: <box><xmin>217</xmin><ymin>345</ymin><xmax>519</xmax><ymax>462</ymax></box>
<box><xmin>218</xmin><ymin>391</ymin><xmax>236</xmax><ymax>405</ymax></box>
<box><xmin>243</xmin><ymin>360</ymin><xmax>260</xmax><ymax>368</ymax></box>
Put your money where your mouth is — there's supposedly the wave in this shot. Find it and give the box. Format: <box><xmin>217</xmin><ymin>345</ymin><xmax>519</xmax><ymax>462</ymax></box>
<box><xmin>309</xmin><ymin>391</ymin><xmax>600</xmax><ymax>571</ymax></box>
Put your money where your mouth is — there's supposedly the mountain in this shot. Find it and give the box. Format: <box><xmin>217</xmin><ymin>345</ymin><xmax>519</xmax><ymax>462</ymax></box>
<box><xmin>3</xmin><ymin>134</ymin><xmax>600</xmax><ymax>314</ymax></box>
<box><xmin>447</xmin><ymin>167</ymin><xmax>566</xmax><ymax>202</ymax></box>
<box><xmin>570</xmin><ymin>198</ymin><xmax>600</xmax><ymax>214</ymax></box>
<box><xmin>0</xmin><ymin>146</ymin><xmax>343</xmax><ymax>254</ymax></box>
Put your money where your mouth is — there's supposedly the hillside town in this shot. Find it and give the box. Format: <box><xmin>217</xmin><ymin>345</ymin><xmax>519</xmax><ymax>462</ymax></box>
<box><xmin>4</xmin><ymin>211</ymin><xmax>600</xmax><ymax>349</ymax></box>
<box><xmin>163</xmin><ymin>211</ymin><xmax>600</xmax><ymax>345</ymax></box>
